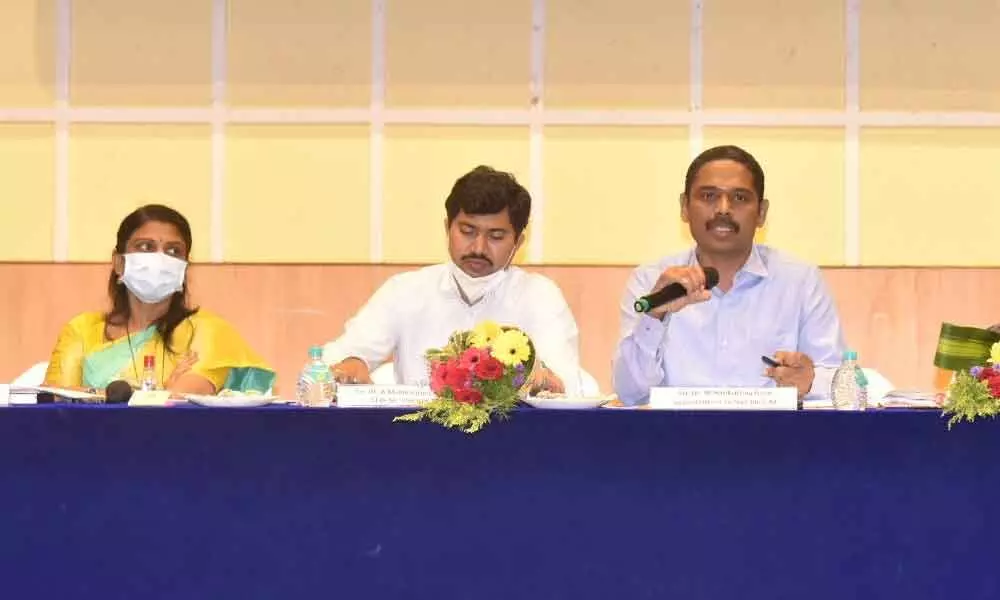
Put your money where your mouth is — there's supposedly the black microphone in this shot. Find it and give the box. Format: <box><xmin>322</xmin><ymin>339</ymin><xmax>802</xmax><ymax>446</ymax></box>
<box><xmin>633</xmin><ymin>267</ymin><xmax>720</xmax><ymax>313</ymax></box>
<box><xmin>105</xmin><ymin>380</ymin><xmax>134</xmax><ymax>404</ymax></box>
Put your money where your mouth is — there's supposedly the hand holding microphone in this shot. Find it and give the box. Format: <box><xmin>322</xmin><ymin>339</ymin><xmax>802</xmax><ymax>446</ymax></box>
<box><xmin>634</xmin><ymin>266</ymin><xmax>719</xmax><ymax>319</ymax></box>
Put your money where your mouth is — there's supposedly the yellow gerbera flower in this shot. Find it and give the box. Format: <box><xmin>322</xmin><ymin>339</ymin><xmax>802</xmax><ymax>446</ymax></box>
<box><xmin>470</xmin><ymin>320</ymin><xmax>502</xmax><ymax>349</ymax></box>
<box><xmin>991</xmin><ymin>341</ymin><xmax>1000</xmax><ymax>365</ymax></box>
<box><xmin>490</xmin><ymin>329</ymin><xmax>531</xmax><ymax>367</ymax></box>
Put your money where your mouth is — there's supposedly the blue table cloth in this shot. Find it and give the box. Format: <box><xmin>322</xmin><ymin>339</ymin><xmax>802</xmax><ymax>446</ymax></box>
<box><xmin>0</xmin><ymin>405</ymin><xmax>996</xmax><ymax>599</ymax></box>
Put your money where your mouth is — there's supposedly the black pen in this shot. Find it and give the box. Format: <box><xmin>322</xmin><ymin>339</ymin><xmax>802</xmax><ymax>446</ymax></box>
<box><xmin>761</xmin><ymin>355</ymin><xmax>780</xmax><ymax>368</ymax></box>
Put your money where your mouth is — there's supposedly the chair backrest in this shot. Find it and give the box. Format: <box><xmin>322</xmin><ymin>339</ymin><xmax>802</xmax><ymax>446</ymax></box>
<box><xmin>12</xmin><ymin>362</ymin><xmax>48</xmax><ymax>387</ymax></box>
<box><xmin>579</xmin><ymin>369</ymin><xmax>601</xmax><ymax>396</ymax></box>
<box><xmin>370</xmin><ymin>362</ymin><xmax>396</xmax><ymax>385</ymax></box>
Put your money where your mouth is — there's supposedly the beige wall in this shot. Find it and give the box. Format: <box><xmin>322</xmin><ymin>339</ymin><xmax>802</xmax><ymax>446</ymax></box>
<box><xmin>0</xmin><ymin>0</ymin><xmax>998</xmax><ymax>267</ymax></box>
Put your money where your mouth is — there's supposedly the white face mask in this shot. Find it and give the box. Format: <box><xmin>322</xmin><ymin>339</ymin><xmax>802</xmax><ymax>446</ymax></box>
<box><xmin>449</xmin><ymin>245</ymin><xmax>518</xmax><ymax>305</ymax></box>
<box><xmin>119</xmin><ymin>252</ymin><xmax>187</xmax><ymax>304</ymax></box>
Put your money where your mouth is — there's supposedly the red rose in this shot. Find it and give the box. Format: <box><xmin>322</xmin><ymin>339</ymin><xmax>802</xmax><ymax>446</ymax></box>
<box><xmin>430</xmin><ymin>362</ymin><xmax>448</xmax><ymax>394</ymax></box>
<box><xmin>474</xmin><ymin>356</ymin><xmax>505</xmax><ymax>381</ymax></box>
<box><xmin>454</xmin><ymin>388</ymin><xmax>483</xmax><ymax>404</ymax></box>
<box><xmin>443</xmin><ymin>359</ymin><xmax>472</xmax><ymax>390</ymax></box>
<box><xmin>988</xmin><ymin>375</ymin><xmax>1000</xmax><ymax>398</ymax></box>
<box><xmin>459</xmin><ymin>348</ymin><xmax>490</xmax><ymax>371</ymax></box>
<box><xmin>980</xmin><ymin>367</ymin><xmax>995</xmax><ymax>381</ymax></box>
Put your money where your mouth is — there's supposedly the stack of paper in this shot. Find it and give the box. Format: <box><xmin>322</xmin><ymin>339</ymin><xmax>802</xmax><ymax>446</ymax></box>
<box><xmin>877</xmin><ymin>390</ymin><xmax>942</xmax><ymax>409</ymax></box>
<box><xmin>6</xmin><ymin>386</ymin><xmax>103</xmax><ymax>405</ymax></box>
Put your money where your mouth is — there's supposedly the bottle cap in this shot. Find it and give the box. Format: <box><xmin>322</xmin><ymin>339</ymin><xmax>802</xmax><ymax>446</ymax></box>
<box><xmin>308</xmin><ymin>345</ymin><xmax>323</xmax><ymax>360</ymax></box>
<box><xmin>143</xmin><ymin>355</ymin><xmax>155</xmax><ymax>368</ymax></box>
<box><xmin>843</xmin><ymin>350</ymin><xmax>858</xmax><ymax>361</ymax></box>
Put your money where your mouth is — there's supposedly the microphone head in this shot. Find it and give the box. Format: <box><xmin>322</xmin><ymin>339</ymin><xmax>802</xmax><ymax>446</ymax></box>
<box><xmin>633</xmin><ymin>297</ymin><xmax>652</xmax><ymax>313</ymax></box>
<box><xmin>105</xmin><ymin>380</ymin><xmax>134</xmax><ymax>404</ymax></box>
<box><xmin>703</xmin><ymin>267</ymin><xmax>720</xmax><ymax>290</ymax></box>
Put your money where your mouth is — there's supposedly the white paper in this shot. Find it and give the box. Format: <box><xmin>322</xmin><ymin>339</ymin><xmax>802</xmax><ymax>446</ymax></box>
<box><xmin>877</xmin><ymin>390</ymin><xmax>942</xmax><ymax>409</ymax></box>
<box><xmin>128</xmin><ymin>391</ymin><xmax>172</xmax><ymax>407</ymax></box>
<box><xmin>10</xmin><ymin>386</ymin><xmax>102</xmax><ymax>400</ymax></box>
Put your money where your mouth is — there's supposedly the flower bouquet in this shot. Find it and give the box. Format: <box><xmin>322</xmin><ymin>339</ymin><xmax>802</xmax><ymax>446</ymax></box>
<box><xmin>393</xmin><ymin>320</ymin><xmax>536</xmax><ymax>433</ymax></box>
<box><xmin>936</xmin><ymin>322</ymin><xmax>1000</xmax><ymax>427</ymax></box>
<box><xmin>943</xmin><ymin>342</ymin><xmax>1000</xmax><ymax>427</ymax></box>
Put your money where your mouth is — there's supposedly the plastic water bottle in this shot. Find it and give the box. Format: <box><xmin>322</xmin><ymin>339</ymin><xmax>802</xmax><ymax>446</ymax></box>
<box><xmin>830</xmin><ymin>350</ymin><xmax>868</xmax><ymax>410</ymax></box>
<box><xmin>854</xmin><ymin>362</ymin><xmax>869</xmax><ymax>410</ymax></box>
<box><xmin>296</xmin><ymin>346</ymin><xmax>336</xmax><ymax>407</ymax></box>
<box><xmin>141</xmin><ymin>355</ymin><xmax>157</xmax><ymax>391</ymax></box>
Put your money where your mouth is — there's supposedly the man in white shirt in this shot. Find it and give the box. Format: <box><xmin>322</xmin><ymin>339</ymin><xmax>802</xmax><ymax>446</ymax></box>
<box><xmin>324</xmin><ymin>165</ymin><xmax>581</xmax><ymax>394</ymax></box>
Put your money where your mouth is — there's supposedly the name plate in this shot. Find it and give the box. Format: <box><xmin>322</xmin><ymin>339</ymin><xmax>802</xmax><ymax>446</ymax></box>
<box><xmin>649</xmin><ymin>387</ymin><xmax>798</xmax><ymax>411</ymax></box>
<box><xmin>336</xmin><ymin>385</ymin><xmax>437</xmax><ymax>408</ymax></box>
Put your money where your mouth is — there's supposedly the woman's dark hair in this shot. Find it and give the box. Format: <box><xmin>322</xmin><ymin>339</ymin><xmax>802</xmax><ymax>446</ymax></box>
<box><xmin>445</xmin><ymin>166</ymin><xmax>531</xmax><ymax>236</ymax></box>
<box><xmin>106</xmin><ymin>204</ymin><xmax>198</xmax><ymax>352</ymax></box>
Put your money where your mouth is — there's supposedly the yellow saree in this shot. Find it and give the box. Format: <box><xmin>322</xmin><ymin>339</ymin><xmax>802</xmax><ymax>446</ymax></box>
<box><xmin>44</xmin><ymin>309</ymin><xmax>274</xmax><ymax>392</ymax></box>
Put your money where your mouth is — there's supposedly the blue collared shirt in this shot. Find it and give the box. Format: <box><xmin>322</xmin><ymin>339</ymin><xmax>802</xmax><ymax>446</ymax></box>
<box><xmin>613</xmin><ymin>245</ymin><xmax>846</xmax><ymax>405</ymax></box>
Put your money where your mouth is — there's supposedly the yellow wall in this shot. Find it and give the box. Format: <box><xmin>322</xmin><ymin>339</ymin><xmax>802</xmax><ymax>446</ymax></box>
<box><xmin>1</xmin><ymin>0</ymin><xmax>999</xmax><ymax>266</ymax></box>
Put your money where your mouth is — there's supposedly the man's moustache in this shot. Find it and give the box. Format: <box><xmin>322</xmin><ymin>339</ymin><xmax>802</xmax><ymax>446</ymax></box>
<box><xmin>462</xmin><ymin>255</ymin><xmax>493</xmax><ymax>265</ymax></box>
<box><xmin>706</xmin><ymin>218</ymin><xmax>740</xmax><ymax>232</ymax></box>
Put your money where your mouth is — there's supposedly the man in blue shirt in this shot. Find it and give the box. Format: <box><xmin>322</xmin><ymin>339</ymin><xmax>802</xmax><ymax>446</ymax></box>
<box><xmin>613</xmin><ymin>145</ymin><xmax>846</xmax><ymax>405</ymax></box>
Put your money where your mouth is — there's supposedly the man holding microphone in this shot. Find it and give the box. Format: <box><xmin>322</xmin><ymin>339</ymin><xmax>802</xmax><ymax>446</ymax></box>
<box><xmin>613</xmin><ymin>145</ymin><xmax>846</xmax><ymax>405</ymax></box>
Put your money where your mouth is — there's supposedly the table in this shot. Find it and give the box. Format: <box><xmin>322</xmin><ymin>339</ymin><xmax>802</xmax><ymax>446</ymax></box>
<box><xmin>0</xmin><ymin>406</ymin><xmax>996</xmax><ymax>599</ymax></box>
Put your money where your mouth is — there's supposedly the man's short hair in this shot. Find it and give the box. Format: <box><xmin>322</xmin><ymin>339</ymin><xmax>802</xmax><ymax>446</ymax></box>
<box><xmin>445</xmin><ymin>166</ymin><xmax>531</xmax><ymax>236</ymax></box>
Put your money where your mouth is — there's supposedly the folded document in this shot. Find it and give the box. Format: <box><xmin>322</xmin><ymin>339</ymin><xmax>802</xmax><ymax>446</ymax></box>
<box><xmin>3</xmin><ymin>386</ymin><xmax>103</xmax><ymax>405</ymax></box>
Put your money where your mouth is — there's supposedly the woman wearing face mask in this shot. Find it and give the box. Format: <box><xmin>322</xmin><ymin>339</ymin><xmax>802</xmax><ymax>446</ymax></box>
<box><xmin>43</xmin><ymin>204</ymin><xmax>274</xmax><ymax>394</ymax></box>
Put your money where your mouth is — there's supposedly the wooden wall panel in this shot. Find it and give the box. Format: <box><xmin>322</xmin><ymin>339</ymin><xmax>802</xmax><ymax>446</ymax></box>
<box><xmin>1</xmin><ymin>264</ymin><xmax>997</xmax><ymax>395</ymax></box>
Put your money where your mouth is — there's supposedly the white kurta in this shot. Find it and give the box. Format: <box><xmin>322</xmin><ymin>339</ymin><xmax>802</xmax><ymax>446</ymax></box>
<box><xmin>323</xmin><ymin>264</ymin><xmax>582</xmax><ymax>394</ymax></box>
